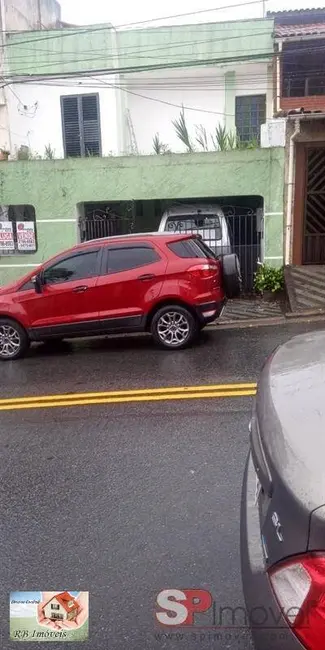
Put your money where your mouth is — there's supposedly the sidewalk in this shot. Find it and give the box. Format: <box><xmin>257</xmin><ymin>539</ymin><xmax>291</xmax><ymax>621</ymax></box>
<box><xmin>211</xmin><ymin>297</ymin><xmax>325</xmax><ymax>330</ymax></box>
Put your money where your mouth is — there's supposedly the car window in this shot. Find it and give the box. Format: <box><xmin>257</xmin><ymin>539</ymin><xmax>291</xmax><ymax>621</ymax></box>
<box><xmin>106</xmin><ymin>246</ymin><xmax>160</xmax><ymax>274</ymax></box>
<box><xmin>43</xmin><ymin>250</ymin><xmax>99</xmax><ymax>285</ymax></box>
<box><xmin>18</xmin><ymin>279</ymin><xmax>35</xmax><ymax>291</ymax></box>
<box><xmin>168</xmin><ymin>239</ymin><xmax>215</xmax><ymax>259</ymax></box>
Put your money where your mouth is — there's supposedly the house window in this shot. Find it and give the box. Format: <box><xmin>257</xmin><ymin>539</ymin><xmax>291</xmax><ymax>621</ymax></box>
<box><xmin>61</xmin><ymin>94</ymin><xmax>101</xmax><ymax>157</ymax></box>
<box><xmin>235</xmin><ymin>95</ymin><xmax>266</xmax><ymax>144</ymax></box>
<box><xmin>0</xmin><ymin>205</ymin><xmax>37</xmax><ymax>255</ymax></box>
<box><xmin>51</xmin><ymin>613</ymin><xmax>64</xmax><ymax>620</ymax></box>
<box><xmin>51</xmin><ymin>604</ymin><xmax>60</xmax><ymax>610</ymax></box>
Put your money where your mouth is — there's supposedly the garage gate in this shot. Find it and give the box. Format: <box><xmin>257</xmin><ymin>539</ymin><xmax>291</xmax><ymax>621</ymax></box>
<box><xmin>79</xmin><ymin>199</ymin><xmax>262</xmax><ymax>294</ymax></box>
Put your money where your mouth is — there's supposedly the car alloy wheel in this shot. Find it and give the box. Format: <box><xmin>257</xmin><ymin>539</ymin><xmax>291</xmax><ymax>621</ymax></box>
<box><xmin>157</xmin><ymin>311</ymin><xmax>190</xmax><ymax>346</ymax></box>
<box><xmin>0</xmin><ymin>324</ymin><xmax>21</xmax><ymax>359</ymax></box>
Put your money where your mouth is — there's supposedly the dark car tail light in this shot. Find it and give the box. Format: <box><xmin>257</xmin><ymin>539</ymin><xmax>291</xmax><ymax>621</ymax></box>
<box><xmin>187</xmin><ymin>263</ymin><xmax>220</xmax><ymax>280</ymax></box>
<box><xmin>269</xmin><ymin>553</ymin><xmax>325</xmax><ymax>649</ymax></box>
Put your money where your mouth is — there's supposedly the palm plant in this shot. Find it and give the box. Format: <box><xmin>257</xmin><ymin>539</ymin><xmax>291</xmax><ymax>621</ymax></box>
<box><xmin>211</xmin><ymin>124</ymin><xmax>229</xmax><ymax>151</ymax></box>
<box><xmin>172</xmin><ymin>108</ymin><xmax>194</xmax><ymax>153</ymax></box>
<box><xmin>152</xmin><ymin>133</ymin><xmax>170</xmax><ymax>154</ymax></box>
<box><xmin>195</xmin><ymin>124</ymin><xmax>209</xmax><ymax>152</ymax></box>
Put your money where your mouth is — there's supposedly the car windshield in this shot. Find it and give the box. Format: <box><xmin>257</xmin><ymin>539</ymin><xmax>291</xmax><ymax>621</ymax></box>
<box><xmin>165</xmin><ymin>215</ymin><xmax>222</xmax><ymax>239</ymax></box>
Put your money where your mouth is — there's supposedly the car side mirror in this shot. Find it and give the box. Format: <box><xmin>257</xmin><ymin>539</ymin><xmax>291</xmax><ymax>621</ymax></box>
<box><xmin>31</xmin><ymin>273</ymin><xmax>43</xmax><ymax>294</ymax></box>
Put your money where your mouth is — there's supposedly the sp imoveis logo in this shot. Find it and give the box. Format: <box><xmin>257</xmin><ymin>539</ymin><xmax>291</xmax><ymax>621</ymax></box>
<box><xmin>156</xmin><ymin>590</ymin><xmax>213</xmax><ymax>626</ymax></box>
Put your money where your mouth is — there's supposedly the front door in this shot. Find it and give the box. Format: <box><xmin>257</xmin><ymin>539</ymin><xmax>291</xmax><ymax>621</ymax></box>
<box><xmin>303</xmin><ymin>147</ymin><xmax>325</xmax><ymax>264</ymax></box>
<box><xmin>16</xmin><ymin>248</ymin><xmax>102</xmax><ymax>335</ymax></box>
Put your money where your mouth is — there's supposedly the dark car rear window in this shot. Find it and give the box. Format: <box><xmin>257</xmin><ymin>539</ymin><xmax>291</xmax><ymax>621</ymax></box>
<box><xmin>168</xmin><ymin>238</ymin><xmax>217</xmax><ymax>259</ymax></box>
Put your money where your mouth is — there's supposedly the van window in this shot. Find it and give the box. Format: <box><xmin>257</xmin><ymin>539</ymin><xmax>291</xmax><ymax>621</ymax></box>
<box><xmin>165</xmin><ymin>215</ymin><xmax>222</xmax><ymax>240</ymax></box>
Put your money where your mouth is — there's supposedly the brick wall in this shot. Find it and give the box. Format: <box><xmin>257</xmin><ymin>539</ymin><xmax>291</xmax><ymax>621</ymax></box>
<box><xmin>281</xmin><ymin>96</ymin><xmax>325</xmax><ymax>112</ymax></box>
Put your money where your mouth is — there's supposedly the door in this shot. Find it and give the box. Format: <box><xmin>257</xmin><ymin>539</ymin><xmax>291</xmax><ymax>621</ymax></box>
<box><xmin>17</xmin><ymin>248</ymin><xmax>102</xmax><ymax>333</ymax></box>
<box><xmin>95</xmin><ymin>243</ymin><xmax>168</xmax><ymax>329</ymax></box>
<box><xmin>303</xmin><ymin>146</ymin><xmax>325</xmax><ymax>264</ymax></box>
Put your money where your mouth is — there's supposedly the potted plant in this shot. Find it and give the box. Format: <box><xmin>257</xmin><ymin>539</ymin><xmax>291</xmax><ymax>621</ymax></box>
<box><xmin>254</xmin><ymin>263</ymin><xmax>285</xmax><ymax>301</ymax></box>
<box><xmin>0</xmin><ymin>148</ymin><xmax>10</xmax><ymax>161</ymax></box>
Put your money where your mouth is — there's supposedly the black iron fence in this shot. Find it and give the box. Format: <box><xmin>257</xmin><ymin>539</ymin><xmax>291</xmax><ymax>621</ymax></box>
<box><xmin>80</xmin><ymin>204</ymin><xmax>262</xmax><ymax>294</ymax></box>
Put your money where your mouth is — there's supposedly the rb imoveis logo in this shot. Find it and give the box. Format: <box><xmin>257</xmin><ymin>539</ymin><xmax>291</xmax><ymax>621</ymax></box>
<box><xmin>156</xmin><ymin>589</ymin><xmax>213</xmax><ymax>626</ymax></box>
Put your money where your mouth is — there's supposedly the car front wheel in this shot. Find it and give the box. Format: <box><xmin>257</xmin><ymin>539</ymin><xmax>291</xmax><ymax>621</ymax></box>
<box><xmin>0</xmin><ymin>318</ymin><xmax>30</xmax><ymax>361</ymax></box>
<box><xmin>151</xmin><ymin>305</ymin><xmax>198</xmax><ymax>350</ymax></box>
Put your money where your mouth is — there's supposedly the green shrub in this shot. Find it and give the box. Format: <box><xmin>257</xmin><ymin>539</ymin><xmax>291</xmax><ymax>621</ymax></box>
<box><xmin>254</xmin><ymin>264</ymin><xmax>285</xmax><ymax>294</ymax></box>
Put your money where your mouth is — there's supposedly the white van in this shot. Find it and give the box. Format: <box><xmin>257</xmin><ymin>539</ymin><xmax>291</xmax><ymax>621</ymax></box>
<box><xmin>158</xmin><ymin>204</ymin><xmax>232</xmax><ymax>258</ymax></box>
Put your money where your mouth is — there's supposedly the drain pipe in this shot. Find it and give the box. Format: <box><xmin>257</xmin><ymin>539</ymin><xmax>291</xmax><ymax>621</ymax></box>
<box><xmin>276</xmin><ymin>40</ymin><xmax>282</xmax><ymax>114</ymax></box>
<box><xmin>285</xmin><ymin>118</ymin><xmax>301</xmax><ymax>266</ymax></box>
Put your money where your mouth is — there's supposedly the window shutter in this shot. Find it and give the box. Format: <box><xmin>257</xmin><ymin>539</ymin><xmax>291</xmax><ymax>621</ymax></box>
<box><xmin>62</xmin><ymin>96</ymin><xmax>81</xmax><ymax>157</ymax></box>
<box><xmin>81</xmin><ymin>95</ymin><xmax>101</xmax><ymax>156</ymax></box>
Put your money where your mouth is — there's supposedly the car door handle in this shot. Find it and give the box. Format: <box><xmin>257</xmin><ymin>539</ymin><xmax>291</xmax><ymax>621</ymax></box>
<box><xmin>137</xmin><ymin>274</ymin><xmax>156</xmax><ymax>281</ymax></box>
<box><xmin>72</xmin><ymin>285</ymin><xmax>88</xmax><ymax>293</ymax></box>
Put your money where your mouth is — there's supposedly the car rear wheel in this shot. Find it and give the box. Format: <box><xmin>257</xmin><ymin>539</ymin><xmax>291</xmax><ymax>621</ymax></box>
<box><xmin>222</xmin><ymin>253</ymin><xmax>242</xmax><ymax>299</ymax></box>
<box><xmin>151</xmin><ymin>305</ymin><xmax>199</xmax><ymax>350</ymax></box>
<box><xmin>0</xmin><ymin>318</ymin><xmax>30</xmax><ymax>361</ymax></box>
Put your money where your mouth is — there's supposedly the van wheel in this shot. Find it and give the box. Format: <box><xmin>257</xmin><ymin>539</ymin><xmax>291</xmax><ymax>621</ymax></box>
<box><xmin>151</xmin><ymin>305</ymin><xmax>198</xmax><ymax>350</ymax></box>
<box><xmin>0</xmin><ymin>318</ymin><xmax>30</xmax><ymax>361</ymax></box>
<box><xmin>222</xmin><ymin>254</ymin><xmax>242</xmax><ymax>298</ymax></box>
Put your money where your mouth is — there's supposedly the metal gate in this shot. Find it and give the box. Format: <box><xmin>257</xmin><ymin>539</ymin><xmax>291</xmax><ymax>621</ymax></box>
<box><xmin>79</xmin><ymin>201</ymin><xmax>260</xmax><ymax>294</ymax></box>
<box><xmin>303</xmin><ymin>147</ymin><xmax>325</xmax><ymax>264</ymax></box>
<box><xmin>79</xmin><ymin>203</ymin><xmax>135</xmax><ymax>243</ymax></box>
<box><xmin>223</xmin><ymin>206</ymin><xmax>261</xmax><ymax>293</ymax></box>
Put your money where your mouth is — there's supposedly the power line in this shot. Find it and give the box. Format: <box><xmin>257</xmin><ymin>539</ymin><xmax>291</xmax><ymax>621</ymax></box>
<box><xmin>1</xmin><ymin>0</ymin><xmax>268</xmax><ymax>48</ymax></box>
<box><xmin>5</xmin><ymin>29</ymin><xmax>272</xmax><ymax>63</ymax></box>
<box><xmin>6</xmin><ymin>37</ymin><xmax>325</xmax><ymax>86</ymax></box>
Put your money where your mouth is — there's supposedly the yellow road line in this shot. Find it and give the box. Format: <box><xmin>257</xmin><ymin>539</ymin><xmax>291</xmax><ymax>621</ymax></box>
<box><xmin>0</xmin><ymin>389</ymin><xmax>257</xmax><ymax>411</ymax></box>
<box><xmin>0</xmin><ymin>383</ymin><xmax>257</xmax><ymax>406</ymax></box>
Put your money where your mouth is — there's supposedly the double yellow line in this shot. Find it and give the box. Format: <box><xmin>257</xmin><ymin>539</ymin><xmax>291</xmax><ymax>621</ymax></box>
<box><xmin>0</xmin><ymin>383</ymin><xmax>257</xmax><ymax>411</ymax></box>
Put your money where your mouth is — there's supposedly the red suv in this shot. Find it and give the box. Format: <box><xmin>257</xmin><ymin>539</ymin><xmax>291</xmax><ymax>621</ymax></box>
<box><xmin>0</xmin><ymin>233</ymin><xmax>241</xmax><ymax>360</ymax></box>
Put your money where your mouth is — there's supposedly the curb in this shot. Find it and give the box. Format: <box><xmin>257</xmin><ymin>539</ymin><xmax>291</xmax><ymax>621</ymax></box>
<box><xmin>208</xmin><ymin>316</ymin><xmax>286</xmax><ymax>330</ymax></box>
<box><xmin>208</xmin><ymin>313</ymin><xmax>325</xmax><ymax>331</ymax></box>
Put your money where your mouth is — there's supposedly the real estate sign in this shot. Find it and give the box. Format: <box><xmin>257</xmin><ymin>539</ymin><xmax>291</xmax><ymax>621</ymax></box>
<box><xmin>16</xmin><ymin>222</ymin><xmax>36</xmax><ymax>252</ymax></box>
<box><xmin>0</xmin><ymin>221</ymin><xmax>14</xmax><ymax>251</ymax></box>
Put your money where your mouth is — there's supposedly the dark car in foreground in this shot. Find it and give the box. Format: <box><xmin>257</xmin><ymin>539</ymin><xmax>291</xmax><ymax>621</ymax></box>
<box><xmin>0</xmin><ymin>232</ymin><xmax>241</xmax><ymax>360</ymax></box>
<box><xmin>241</xmin><ymin>330</ymin><xmax>325</xmax><ymax>650</ymax></box>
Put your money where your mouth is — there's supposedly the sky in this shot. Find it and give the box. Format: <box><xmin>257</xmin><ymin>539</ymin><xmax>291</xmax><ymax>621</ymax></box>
<box><xmin>59</xmin><ymin>0</ymin><xmax>325</xmax><ymax>28</ymax></box>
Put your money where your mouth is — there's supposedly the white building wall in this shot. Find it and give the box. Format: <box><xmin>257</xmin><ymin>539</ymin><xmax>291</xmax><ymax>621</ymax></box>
<box><xmin>5</xmin><ymin>62</ymin><xmax>271</xmax><ymax>159</ymax></box>
<box><xmin>6</xmin><ymin>77</ymin><xmax>120</xmax><ymax>158</ymax></box>
<box><xmin>124</xmin><ymin>62</ymin><xmax>271</xmax><ymax>155</ymax></box>
<box><xmin>5</xmin><ymin>0</ymin><xmax>61</xmax><ymax>30</ymax></box>
<box><xmin>124</xmin><ymin>67</ymin><xmax>226</xmax><ymax>155</ymax></box>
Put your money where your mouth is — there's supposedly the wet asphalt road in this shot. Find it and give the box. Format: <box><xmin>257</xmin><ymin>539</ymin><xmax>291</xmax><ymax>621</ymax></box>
<box><xmin>1</xmin><ymin>321</ymin><xmax>325</xmax><ymax>650</ymax></box>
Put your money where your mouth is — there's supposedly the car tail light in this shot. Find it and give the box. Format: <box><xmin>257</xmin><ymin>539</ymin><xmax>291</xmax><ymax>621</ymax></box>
<box><xmin>187</xmin><ymin>263</ymin><xmax>219</xmax><ymax>280</ymax></box>
<box><xmin>269</xmin><ymin>553</ymin><xmax>325</xmax><ymax>649</ymax></box>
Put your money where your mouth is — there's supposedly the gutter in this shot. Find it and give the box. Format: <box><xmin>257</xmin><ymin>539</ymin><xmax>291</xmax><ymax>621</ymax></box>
<box><xmin>276</xmin><ymin>40</ymin><xmax>282</xmax><ymax>114</ymax></box>
<box><xmin>285</xmin><ymin>118</ymin><xmax>300</xmax><ymax>266</ymax></box>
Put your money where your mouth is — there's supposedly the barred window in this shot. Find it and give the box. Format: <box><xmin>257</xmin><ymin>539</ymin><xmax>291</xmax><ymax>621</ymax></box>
<box><xmin>0</xmin><ymin>205</ymin><xmax>37</xmax><ymax>255</ymax></box>
<box><xmin>235</xmin><ymin>95</ymin><xmax>266</xmax><ymax>144</ymax></box>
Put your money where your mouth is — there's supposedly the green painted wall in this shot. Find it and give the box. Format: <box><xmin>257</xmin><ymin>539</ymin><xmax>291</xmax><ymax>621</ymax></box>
<box><xmin>0</xmin><ymin>148</ymin><xmax>284</xmax><ymax>284</ymax></box>
<box><xmin>7</xmin><ymin>19</ymin><xmax>274</xmax><ymax>76</ymax></box>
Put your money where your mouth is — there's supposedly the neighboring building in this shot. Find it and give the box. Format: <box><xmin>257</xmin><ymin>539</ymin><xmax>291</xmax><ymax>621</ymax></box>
<box><xmin>0</xmin><ymin>0</ymin><xmax>62</xmax><ymax>154</ymax></box>
<box><xmin>3</xmin><ymin>0</ymin><xmax>61</xmax><ymax>32</ymax></box>
<box><xmin>269</xmin><ymin>8</ymin><xmax>325</xmax><ymax>311</ymax></box>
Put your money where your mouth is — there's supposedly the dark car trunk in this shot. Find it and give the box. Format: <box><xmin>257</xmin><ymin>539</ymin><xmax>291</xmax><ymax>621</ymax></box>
<box><xmin>251</xmin><ymin>330</ymin><xmax>325</xmax><ymax>568</ymax></box>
